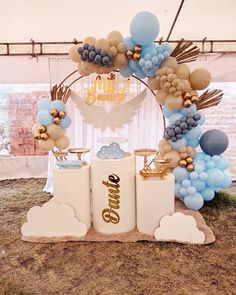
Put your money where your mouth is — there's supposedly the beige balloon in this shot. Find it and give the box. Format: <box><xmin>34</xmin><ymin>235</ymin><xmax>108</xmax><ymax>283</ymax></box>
<box><xmin>175</xmin><ymin>64</ymin><xmax>190</xmax><ymax>79</ymax></box>
<box><xmin>32</xmin><ymin>123</ymin><xmax>40</xmax><ymax>134</ymax></box>
<box><xmin>39</xmin><ymin>138</ymin><xmax>55</xmax><ymax>152</ymax></box>
<box><xmin>107</xmin><ymin>31</ymin><xmax>123</xmax><ymax>44</ymax></box>
<box><xmin>83</xmin><ymin>36</ymin><xmax>96</xmax><ymax>45</ymax></box>
<box><xmin>109</xmin><ymin>46</ymin><xmax>118</xmax><ymax>56</ymax></box>
<box><xmin>113</xmin><ymin>53</ymin><xmax>128</xmax><ymax>69</ymax></box>
<box><xmin>182</xmin><ymin>80</ymin><xmax>191</xmax><ymax>92</ymax></box>
<box><xmin>189</xmin><ymin>68</ymin><xmax>212</xmax><ymax>90</ymax></box>
<box><xmin>117</xmin><ymin>42</ymin><xmax>125</xmax><ymax>53</ymax></box>
<box><xmin>95</xmin><ymin>38</ymin><xmax>110</xmax><ymax>51</ymax></box>
<box><xmin>69</xmin><ymin>45</ymin><xmax>81</xmax><ymax>63</ymax></box>
<box><xmin>160</xmin><ymin>57</ymin><xmax>178</xmax><ymax>71</ymax></box>
<box><xmin>147</xmin><ymin>77</ymin><xmax>160</xmax><ymax>90</ymax></box>
<box><xmin>165</xmin><ymin>95</ymin><xmax>183</xmax><ymax>111</ymax></box>
<box><xmin>47</xmin><ymin>124</ymin><xmax>64</xmax><ymax>140</ymax></box>
<box><xmin>164</xmin><ymin>150</ymin><xmax>181</xmax><ymax>168</ymax></box>
<box><xmin>186</xmin><ymin>146</ymin><xmax>196</xmax><ymax>158</ymax></box>
<box><xmin>77</xmin><ymin>64</ymin><xmax>89</xmax><ymax>76</ymax></box>
<box><xmin>55</xmin><ymin>135</ymin><xmax>70</xmax><ymax>150</ymax></box>
<box><xmin>155</xmin><ymin>89</ymin><xmax>168</xmax><ymax>105</ymax></box>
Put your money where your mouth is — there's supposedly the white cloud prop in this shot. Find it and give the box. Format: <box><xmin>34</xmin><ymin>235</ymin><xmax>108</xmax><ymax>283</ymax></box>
<box><xmin>21</xmin><ymin>201</ymin><xmax>87</xmax><ymax>238</ymax></box>
<box><xmin>154</xmin><ymin>212</ymin><xmax>205</xmax><ymax>244</ymax></box>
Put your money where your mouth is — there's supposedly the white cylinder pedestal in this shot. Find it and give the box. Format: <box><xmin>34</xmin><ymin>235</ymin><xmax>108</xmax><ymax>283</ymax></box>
<box><xmin>91</xmin><ymin>154</ymin><xmax>136</xmax><ymax>234</ymax></box>
<box><xmin>52</xmin><ymin>165</ymin><xmax>91</xmax><ymax>229</ymax></box>
<box><xmin>136</xmin><ymin>173</ymin><xmax>175</xmax><ymax>236</ymax></box>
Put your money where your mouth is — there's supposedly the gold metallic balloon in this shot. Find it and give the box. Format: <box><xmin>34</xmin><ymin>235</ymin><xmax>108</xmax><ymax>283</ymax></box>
<box><xmin>40</xmin><ymin>132</ymin><xmax>49</xmax><ymax>140</ymax></box>
<box><xmin>50</xmin><ymin>108</ymin><xmax>59</xmax><ymax>118</ymax></box>
<box><xmin>38</xmin><ymin>125</ymin><xmax>47</xmax><ymax>134</ymax></box>
<box><xmin>134</xmin><ymin>45</ymin><xmax>142</xmax><ymax>53</ymax></box>
<box><xmin>191</xmin><ymin>95</ymin><xmax>199</xmax><ymax>103</ymax></box>
<box><xmin>58</xmin><ymin>110</ymin><xmax>66</xmax><ymax>118</ymax></box>
<box><xmin>133</xmin><ymin>52</ymin><xmax>141</xmax><ymax>61</ymax></box>
<box><xmin>53</xmin><ymin>117</ymin><xmax>60</xmax><ymax>125</ymax></box>
<box><xmin>126</xmin><ymin>49</ymin><xmax>133</xmax><ymax>59</ymax></box>
<box><xmin>186</xmin><ymin>156</ymin><xmax>193</xmax><ymax>164</ymax></box>
<box><xmin>33</xmin><ymin>132</ymin><xmax>41</xmax><ymax>140</ymax></box>
<box><xmin>184</xmin><ymin>99</ymin><xmax>192</xmax><ymax>107</ymax></box>
<box><xmin>183</xmin><ymin>92</ymin><xmax>191</xmax><ymax>100</ymax></box>
<box><xmin>179</xmin><ymin>159</ymin><xmax>187</xmax><ymax>167</ymax></box>
<box><xmin>187</xmin><ymin>164</ymin><xmax>194</xmax><ymax>172</ymax></box>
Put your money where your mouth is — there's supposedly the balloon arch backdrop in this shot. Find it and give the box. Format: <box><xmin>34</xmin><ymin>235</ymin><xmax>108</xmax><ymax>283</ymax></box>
<box><xmin>33</xmin><ymin>11</ymin><xmax>231</xmax><ymax>211</ymax></box>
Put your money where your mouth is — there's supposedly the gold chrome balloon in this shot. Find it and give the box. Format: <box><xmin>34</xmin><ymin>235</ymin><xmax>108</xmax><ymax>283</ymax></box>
<box><xmin>40</xmin><ymin>132</ymin><xmax>49</xmax><ymax>140</ymax></box>
<box><xmin>134</xmin><ymin>45</ymin><xmax>142</xmax><ymax>53</ymax></box>
<box><xmin>183</xmin><ymin>99</ymin><xmax>192</xmax><ymax>107</ymax></box>
<box><xmin>179</xmin><ymin>159</ymin><xmax>187</xmax><ymax>167</ymax></box>
<box><xmin>38</xmin><ymin>125</ymin><xmax>47</xmax><ymax>134</ymax></box>
<box><xmin>50</xmin><ymin>108</ymin><xmax>59</xmax><ymax>118</ymax></box>
<box><xmin>33</xmin><ymin>133</ymin><xmax>41</xmax><ymax>140</ymax></box>
<box><xmin>186</xmin><ymin>156</ymin><xmax>193</xmax><ymax>164</ymax></box>
<box><xmin>187</xmin><ymin>164</ymin><xmax>194</xmax><ymax>172</ymax></box>
<box><xmin>58</xmin><ymin>110</ymin><xmax>66</xmax><ymax>118</ymax></box>
<box><xmin>133</xmin><ymin>52</ymin><xmax>141</xmax><ymax>61</ymax></box>
<box><xmin>126</xmin><ymin>49</ymin><xmax>133</xmax><ymax>59</ymax></box>
<box><xmin>53</xmin><ymin>117</ymin><xmax>60</xmax><ymax>125</ymax></box>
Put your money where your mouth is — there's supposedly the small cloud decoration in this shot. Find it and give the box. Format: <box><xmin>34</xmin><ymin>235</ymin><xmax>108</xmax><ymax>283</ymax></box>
<box><xmin>97</xmin><ymin>142</ymin><xmax>124</xmax><ymax>159</ymax></box>
<box><xmin>21</xmin><ymin>201</ymin><xmax>87</xmax><ymax>239</ymax></box>
<box><xmin>154</xmin><ymin>212</ymin><xmax>205</xmax><ymax>244</ymax></box>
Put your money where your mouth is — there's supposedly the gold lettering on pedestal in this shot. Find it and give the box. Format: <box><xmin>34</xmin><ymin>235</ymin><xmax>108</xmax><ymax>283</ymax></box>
<box><xmin>102</xmin><ymin>174</ymin><xmax>120</xmax><ymax>224</ymax></box>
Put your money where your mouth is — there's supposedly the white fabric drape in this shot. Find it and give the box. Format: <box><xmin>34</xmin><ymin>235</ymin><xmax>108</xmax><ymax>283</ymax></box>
<box><xmin>44</xmin><ymin>58</ymin><xmax>165</xmax><ymax>193</ymax></box>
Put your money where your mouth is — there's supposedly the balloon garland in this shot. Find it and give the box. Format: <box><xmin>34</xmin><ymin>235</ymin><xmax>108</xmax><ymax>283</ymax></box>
<box><xmin>33</xmin><ymin>11</ymin><xmax>231</xmax><ymax>210</ymax></box>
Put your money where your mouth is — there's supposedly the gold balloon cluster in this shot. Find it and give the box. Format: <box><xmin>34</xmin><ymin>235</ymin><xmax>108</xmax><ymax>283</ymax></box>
<box><xmin>69</xmin><ymin>31</ymin><xmax>128</xmax><ymax>76</ymax></box>
<box><xmin>32</xmin><ymin>123</ymin><xmax>70</xmax><ymax>152</ymax></box>
<box><xmin>126</xmin><ymin>45</ymin><xmax>142</xmax><ymax>61</ymax></box>
<box><xmin>158</xmin><ymin>139</ymin><xmax>195</xmax><ymax>171</ymax></box>
<box><xmin>50</xmin><ymin>108</ymin><xmax>66</xmax><ymax>125</ymax></box>
<box><xmin>148</xmin><ymin>56</ymin><xmax>212</xmax><ymax>110</ymax></box>
<box><xmin>178</xmin><ymin>146</ymin><xmax>195</xmax><ymax>172</ymax></box>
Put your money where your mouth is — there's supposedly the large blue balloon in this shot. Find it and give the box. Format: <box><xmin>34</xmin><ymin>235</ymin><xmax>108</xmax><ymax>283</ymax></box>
<box><xmin>38</xmin><ymin>97</ymin><xmax>51</xmax><ymax>110</ymax></box>
<box><xmin>201</xmin><ymin>187</ymin><xmax>215</xmax><ymax>201</ymax></box>
<box><xmin>51</xmin><ymin>100</ymin><xmax>65</xmax><ymax>112</ymax></box>
<box><xmin>120</xmin><ymin>66</ymin><xmax>133</xmax><ymax>78</ymax></box>
<box><xmin>206</xmin><ymin>168</ymin><xmax>225</xmax><ymax>188</ymax></box>
<box><xmin>130</xmin><ymin>11</ymin><xmax>160</xmax><ymax>45</ymax></box>
<box><xmin>200</xmin><ymin>129</ymin><xmax>229</xmax><ymax>156</ymax></box>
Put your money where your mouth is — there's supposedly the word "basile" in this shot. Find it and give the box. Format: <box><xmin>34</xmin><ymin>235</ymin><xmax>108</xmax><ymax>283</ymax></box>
<box><xmin>102</xmin><ymin>174</ymin><xmax>120</xmax><ymax>224</ymax></box>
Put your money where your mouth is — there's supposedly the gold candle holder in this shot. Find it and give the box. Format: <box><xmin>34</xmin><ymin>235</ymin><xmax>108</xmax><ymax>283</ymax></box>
<box><xmin>68</xmin><ymin>148</ymin><xmax>91</xmax><ymax>161</ymax></box>
<box><xmin>134</xmin><ymin>148</ymin><xmax>157</xmax><ymax>177</ymax></box>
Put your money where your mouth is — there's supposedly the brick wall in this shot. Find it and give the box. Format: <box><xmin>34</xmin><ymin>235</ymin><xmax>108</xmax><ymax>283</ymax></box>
<box><xmin>7</xmin><ymin>91</ymin><xmax>49</xmax><ymax>156</ymax></box>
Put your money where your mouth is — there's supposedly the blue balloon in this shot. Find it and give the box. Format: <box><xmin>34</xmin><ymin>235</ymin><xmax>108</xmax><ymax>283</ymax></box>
<box><xmin>51</xmin><ymin>100</ymin><xmax>65</xmax><ymax>112</ymax></box>
<box><xmin>185</xmin><ymin>125</ymin><xmax>202</xmax><ymax>140</ymax></box>
<box><xmin>190</xmin><ymin>171</ymin><xmax>198</xmax><ymax>180</ymax></box>
<box><xmin>186</xmin><ymin>186</ymin><xmax>197</xmax><ymax>195</ymax></box>
<box><xmin>169</xmin><ymin>137</ymin><xmax>187</xmax><ymax>150</ymax></box>
<box><xmin>191</xmin><ymin>179</ymin><xmax>206</xmax><ymax>192</ymax></box>
<box><xmin>130</xmin><ymin>11</ymin><xmax>160</xmax><ymax>46</ymax></box>
<box><xmin>123</xmin><ymin>36</ymin><xmax>135</xmax><ymax>50</ymax></box>
<box><xmin>197</xmin><ymin>111</ymin><xmax>206</xmax><ymax>125</ymax></box>
<box><xmin>187</xmin><ymin>138</ymin><xmax>199</xmax><ymax>147</ymax></box>
<box><xmin>120</xmin><ymin>66</ymin><xmax>133</xmax><ymax>78</ymax></box>
<box><xmin>134</xmin><ymin>69</ymin><xmax>146</xmax><ymax>79</ymax></box>
<box><xmin>60</xmin><ymin>116</ymin><xmax>71</xmax><ymax>129</ymax></box>
<box><xmin>200</xmin><ymin>129</ymin><xmax>229</xmax><ymax>156</ymax></box>
<box><xmin>206</xmin><ymin>161</ymin><xmax>215</xmax><ymax>169</ymax></box>
<box><xmin>184</xmin><ymin>193</ymin><xmax>204</xmax><ymax>210</ymax></box>
<box><xmin>129</xmin><ymin>59</ymin><xmax>140</xmax><ymax>71</ymax></box>
<box><xmin>180</xmin><ymin>187</ymin><xmax>187</xmax><ymax>196</ymax></box>
<box><xmin>173</xmin><ymin>166</ymin><xmax>189</xmax><ymax>183</ymax></box>
<box><xmin>198</xmin><ymin>172</ymin><xmax>208</xmax><ymax>181</ymax></box>
<box><xmin>194</xmin><ymin>160</ymin><xmax>206</xmax><ymax>171</ymax></box>
<box><xmin>175</xmin><ymin>183</ymin><xmax>184</xmax><ymax>200</ymax></box>
<box><xmin>182</xmin><ymin>179</ymin><xmax>191</xmax><ymax>188</ymax></box>
<box><xmin>169</xmin><ymin>113</ymin><xmax>183</xmax><ymax>125</ymax></box>
<box><xmin>201</xmin><ymin>188</ymin><xmax>215</xmax><ymax>201</ymax></box>
<box><xmin>37</xmin><ymin>109</ymin><xmax>53</xmax><ymax>126</ymax></box>
<box><xmin>215</xmin><ymin>155</ymin><xmax>229</xmax><ymax>170</ymax></box>
<box><xmin>38</xmin><ymin>97</ymin><xmax>51</xmax><ymax>110</ymax></box>
<box><xmin>162</xmin><ymin>106</ymin><xmax>174</xmax><ymax>118</ymax></box>
<box><xmin>180</xmin><ymin>104</ymin><xmax>197</xmax><ymax>116</ymax></box>
<box><xmin>194</xmin><ymin>152</ymin><xmax>205</xmax><ymax>160</ymax></box>
<box><xmin>206</xmin><ymin>168</ymin><xmax>225</xmax><ymax>188</ymax></box>
<box><xmin>220</xmin><ymin>173</ymin><xmax>232</xmax><ymax>188</ymax></box>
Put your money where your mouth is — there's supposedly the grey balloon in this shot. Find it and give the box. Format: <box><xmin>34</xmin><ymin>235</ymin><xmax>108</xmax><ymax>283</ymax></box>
<box><xmin>199</xmin><ymin>129</ymin><xmax>229</xmax><ymax>156</ymax></box>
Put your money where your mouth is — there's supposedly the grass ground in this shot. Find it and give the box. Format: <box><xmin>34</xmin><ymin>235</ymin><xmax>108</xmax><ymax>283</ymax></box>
<box><xmin>0</xmin><ymin>178</ymin><xmax>235</xmax><ymax>295</ymax></box>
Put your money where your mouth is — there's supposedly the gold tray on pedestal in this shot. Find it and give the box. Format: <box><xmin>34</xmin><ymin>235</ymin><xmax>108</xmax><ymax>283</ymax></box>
<box><xmin>53</xmin><ymin>150</ymin><xmax>68</xmax><ymax>161</ymax></box>
<box><xmin>68</xmin><ymin>148</ymin><xmax>91</xmax><ymax>160</ymax></box>
<box><xmin>134</xmin><ymin>148</ymin><xmax>170</xmax><ymax>178</ymax></box>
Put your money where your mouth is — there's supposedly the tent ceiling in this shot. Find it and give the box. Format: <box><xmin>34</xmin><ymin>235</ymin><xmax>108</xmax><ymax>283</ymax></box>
<box><xmin>0</xmin><ymin>0</ymin><xmax>236</xmax><ymax>42</ymax></box>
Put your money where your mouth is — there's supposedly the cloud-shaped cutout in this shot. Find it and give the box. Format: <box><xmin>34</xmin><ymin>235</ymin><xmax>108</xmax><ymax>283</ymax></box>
<box><xmin>154</xmin><ymin>212</ymin><xmax>205</xmax><ymax>244</ymax></box>
<box><xmin>21</xmin><ymin>201</ymin><xmax>87</xmax><ymax>238</ymax></box>
<box><xmin>97</xmin><ymin>142</ymin><xmax>124</xmax><ymax>159</ymax></box>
